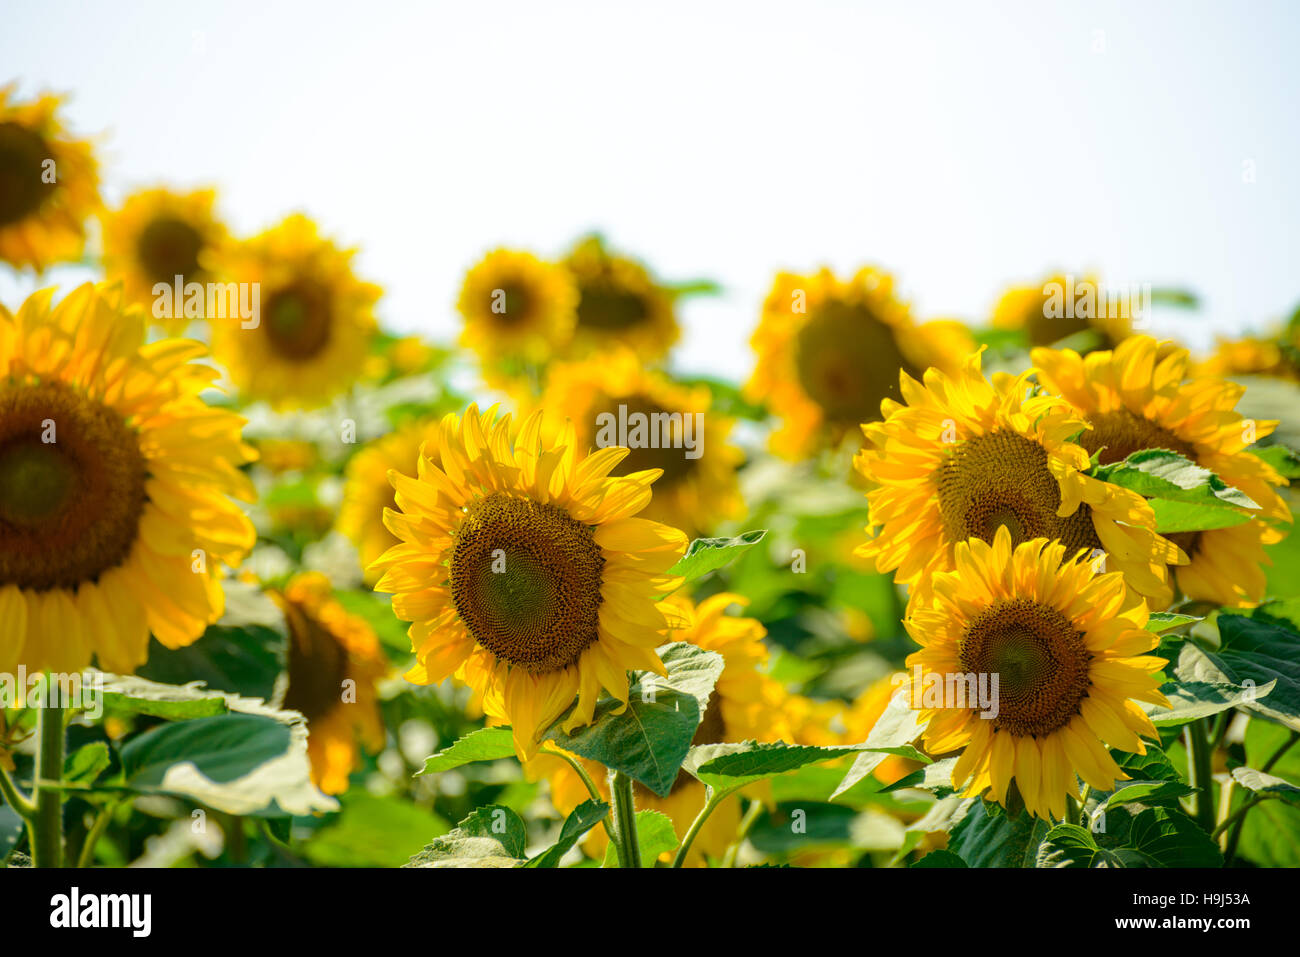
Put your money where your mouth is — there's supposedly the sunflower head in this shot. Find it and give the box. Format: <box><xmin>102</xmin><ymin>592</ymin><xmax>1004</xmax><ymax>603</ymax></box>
<box><xmin>369</xmin><ymin>403</ymin><xmax>690</xmax><ymax>759</ymax></box>
<box><xmin>1195</xmin><ymin>334</ymin><xmax>1299</xmax><ymax>382</ymax></box>
<box><xmin>747</xmin><ymin>266</ymin><xmax>972</xmax><ymax>460</ymax></box>
<box><xmin>210</xmin><ymin>214</ymin><xmax>381</xmax><ymax>409</ymax></box>
<box><xmin>536</xmin><ymin>350</ymin><xmax>745</xmax><ymax>538</ymax></box>
<box><xmin>563</xmin><ymin>236</ymin><xmax>679</xmax><ymax>361</ymax></box>
<box><xmin>100</xmin><ymin>186</ymin><xmax>230</xmax><ymax>330</ymax></box>
<box><xmin>1034</xmin><ymin>335</ymin><xmax>1291</xmax><ymax>606</ymax></box>
<box><xmin>0</xmin><ymin>283</ymin><xmax>256</xmax><ymax>675</ymax></box>
<box><xmin>991</xmin><ymin>273</ymin><xmax>1129</xmax><ymax>348</ymax></box>
<box><xmin>854</xmin><ymin>348</ymin><xmax>1186</xmax><ymax>608</ymax></box>
<box><xmin>906</xmin><ymin>526</ymin><xmax>1169</xmax><ymax>820</ymax></box>
<box><xmin>273</xmin><ymin>572</ymin><xmax>387</xmax><ymax>794</ymax></box>
<box><xmin>0</xmin><ymin>84</ymin><xmax>101</xmax><ymax>271</ymax></box>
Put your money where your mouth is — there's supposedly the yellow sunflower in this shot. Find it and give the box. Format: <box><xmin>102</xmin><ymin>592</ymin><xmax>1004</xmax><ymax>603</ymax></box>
<box><xmin>537</xmin><ymin>592</ymin><xmax>798</xmax><ymax>865</ymax></box>
<box><xmin>1033</xmin><ymin>335</ymin><xmax>1291</xmax><ymax>606</ymax></box>
<box><xmin>210</xmin><ymin>214</ymin><xmax>381</xmax><ymax>409</ymax></box>
<box><xmin>563</xmin><ymin>236</ymin><xmax>679</xmax><ymax>361</ymax></box>
<box><xmin>1195</xmin><ymin>334</ymin><xmax>1299</xmax><ymax>382</ymax></box>
<box><xmin>0</xmin><ymin>284</ymin><xmax>256</xmax><ymax>674</ymax></box>
<box><xmin>991</xmin><ymin>272</ymin><xmax>1129</xmax><ymax>348</ymax></box>
<box><xmin>100</xmin><ymin>186</ymin><xmax>230</xmax><ymax>330</ymax></box>
<box><xmin>907</xmin><ymin>526</ymin><xmax>1169</xmax><ymax>821</ymax></box>
<box><xmin>0</xmin><ymin>84</ymin><xmax>101</xmax><ymax>271</ymax></box>
<box><xmin>272</xmin><ymin>572</ymin><xmax>387</xmax><ymax>794</ymax></box>
<box><xmin>854</xmin><ymin>349</ymin><xmax>1186</xmax><ymax>608</ymax></box>
<box><xmin>536</xmin><ymin>350</ymin><xmax>745</xmax><ymax>538</ymax></box>
<box><xmin>457</xmin><ymin>248</ymin><xmax>577</xmax><ymax>374</ymax></box>
<box><xmin>369</xmin><ymin>403</ymin><xmax>689</xmax><ymax>759</ymax></box>
<box><xmin>747</xmin><ymin>266</ymin><xmax>972</xmax><ymax>460</ymax></box>
<box><xmin>336</xmin><ymin>416</ymin><xmax>440</xmax><ymax>581</ymax></box>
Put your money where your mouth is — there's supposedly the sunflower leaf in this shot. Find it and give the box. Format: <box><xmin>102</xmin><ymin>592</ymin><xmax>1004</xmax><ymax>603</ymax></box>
<box><xmin>1146</xmin><ymin>640</ymin><xmax>1276</xmax><ymax>727</ymax></box>
<box><xmin>1215</xmin><ymin>613</ymin><xmax>1300</xmax><ymax>731</ymax></box>
<box><xmin>1230</xmin><ymin>766</ymin><xmax>1300</xmax><ymax>805</ymax></box>
<box><xmin>666</xmin><ymin>530</ymin><xmax>767</xmax><ymax>585</ymax></box>
<box><xmin>1091</xmin><ymin>449</ymin><xmax>1260</xmax><ymax>510</ymax></box>
<box><xmin>525</xmin><ymin>799</ymin><xmax>609</xmax><ymax>868</ymax></box>
<box><xmin>405</xmin><ymin>805</ymin><xmax>527</xmax><ymax>868</ymax></box>
<box><xmin>1102</xmin><ymin>806</ymin><xmax>1223</xmax><ymax>867</ymax></box>
<box><xmin>911</xmin><ymin>848</ymin><xmax>969</xmax><ymax>867</ymax></box>
<box><xmin>1145</xmin><ymin>611</ymin><xmax>1202</xmax><ymax>633</ymax></box>
<box><xmin>1150</xmin><ymin>499</ymin><xmax>1253</xmax><ymax>533</ymax></box>
<box><xmin>1037</xmin><ymin>824</ymin><xmax>1126</xmax><ymax>868</ymax></box>
<box><xmin>416</xmin><ymin>727</ymin><xmax>516</xmax><ymax>776</ymax></box>
<box><xmin>949</xmin><ymin>798</ymin><xmax>1052</xmax><ymax>867</ymax></box>
<box><xmin>98</xmin><ymin>673</ymin><xmax>230</xmax><ymax>721</ymax></box>
<box><xmin>831</xmin><ymin>689</ymin><xmax>927</xmax><ymax>798</ymax></box>
<box><xmin>1248</xmin><ymin>444</ymin><xmax>1300</xmax><ymax>480</ymax></box>
<box><xmin>687</xmin><ymin>740</ymin><xmax>924</xmax><ymax>794</ymax></box>
<box><xmin>601</xmin><ymin>810</ymin><xmax>680</xmax><ymax>868</ymax></box>
<box><xmin>543</xmin><ymin>642</ymin><xmax>725</xmax><ymax>798</ymax></box>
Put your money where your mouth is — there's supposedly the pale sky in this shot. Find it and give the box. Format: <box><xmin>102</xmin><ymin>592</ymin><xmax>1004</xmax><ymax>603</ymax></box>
<box><xmin>4</xmin><ymin>0</ymin><xmax>1298</xmax><ymax>380</ymax></box>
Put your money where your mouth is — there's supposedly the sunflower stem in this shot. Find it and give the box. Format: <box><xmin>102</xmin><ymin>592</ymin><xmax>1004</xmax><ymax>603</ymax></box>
<box><xmin>29</xmin><ymin>702</ymin><xmax>66</xmax><ymax>868</ymax></box>
<box><xmin>0</xmin><ymin>762</ymin><xmax>35</xmax><ymax>821</ymax></box>
<box><xmin>1186</xmin><ymin>720</ymin><xmax>1216</xmax><ymax>833</ymax></box>
<box><xmin>672</xmin><ymin>785</ymin><xmax>737</xmax><ymax>868</ymax></box>
<box><xmin>608</xmin><ymin>769</ymin><xmax>641</xmax><ymax>869</ymax></box>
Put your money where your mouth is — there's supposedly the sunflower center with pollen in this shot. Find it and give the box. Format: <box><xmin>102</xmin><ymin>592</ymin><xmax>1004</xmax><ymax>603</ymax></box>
<box><xmin>0</xmin><ymin>122</ymin><xmax>57</xmax><ymax>226</ymax></box>
<box><xmin>281</xmin><ymin>600</ymin><xmax>350</xmax><ymax>723</ymax></box>
<box><xmin>0</xmin><ymin>381</ymin><xmax>148</xmax><ymax>590</ymax></box>
<box><xmin>959</xmin><ymin>597</ymin><xmax>1092</xmax><ymax>737</ymax></box>
<box><xmin>135</xmin><ymin>215</ymin><xmax>204</xmax><ymax>281</ymax></box>
<box><xmin>1078</xmin><ymin>409</ymin><xmax>1198</xmax><ymax>465</ymax></box>
<box><xmin>597</xmin><ymin>395</ymin><xmax>699</xmax><ymax>488</ymax></box>
<box><xmin>491</xmin><ymin>281</ymin><xmax>535</xmax><ymax>326</ymax></box>
<box><xmin>449</xmin><ymin>495</ymin><xmax>605</xmax><ymax>674</ymax></box>
<box><xmin>575</xmin><ymin>279</ymin><xmax>650</xmax><ymax>331</ymax></box>
<box><xmin>264</xmin><ymin>281</ymin><xmax>333</xmax><ymax>361</ymax></box>
<box><xmin>794</xmin><ymin>300</ymin><xmax>919</xmax><ymax>426</ymax></box>
<box><xmin>937</xmin><ymin>430</ymin><xmax>1101</xmax><ymax>556</ymax></box>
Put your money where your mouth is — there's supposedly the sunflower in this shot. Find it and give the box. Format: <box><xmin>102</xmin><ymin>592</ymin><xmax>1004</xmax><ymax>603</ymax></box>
<box><xmin>563</xmin><ymin>236</ymin><xmax>679</xmax><ymax>361</ymax></box>
<box><xmin>1195</xmin><ymin>334</ymin><xmax>1299</xmax><ymax>382</ymax></box>
<box><xmin>369</xmin><ymin>403</ymin><xmax>689</xmax><ymax>759</ymax></box>
<box><xmin>336</xmin><ymin>417</ymin><xmax>440</xmax><ymax>581</ymax></box>
<box><xmin>907</xmin><ymin>526</ymin><xmax>1169</xmax><ymax>821</ymax></box>
<box><xmin>100</xmin><ymin>186</ymin><xmax>230</xmax><ymax>331</ymax></box>
<box><xmin>0</xmin><ymin>84</ymin><xmax>101</xmax><ymax>271</ymax></box>
<box><xmin>1033</xmin><ymin>335</ymin><xmax>1291</xmax><ymax>606</ymax></box>
<box><xmin>210</xmin><ymin>214</ymin><xmax>381</xmax><ymax>409</ymax></box>
<box><xmin>746</xmin><ymin>267</ymin><xmax>972</xmax><ymax>460</ymax></box>
<box><xmin>0</xmin><ymin>284</ymin><xmax>256</xmax><ymax>675</ymax></box>
<box><xmin>457</xmin><ymin>248</ymin><xmax>577</xmax><ymax>375</ymax></box>
<box><xmin>991</xmin><ymin>273</ymin><xmax>1129</xmax><ymax>348</ymax></box>
<box><xmin>536</xmin><ymin>350</ymin><xmax>745</xmax><ymax>538</ymax></box>
<box><xmin>272</xmin><ymin>572</ymin><xmax>387</xmax><ymax>794</ymax></box>
<box><xmin>537</xmin><ymin>592</ymin><xmax>798</xmax><ymax>865</ymax></box>
<box><xmin>854</xmin><ymin>348</ymin><xmax>1185</xmax><ymax>608</ymax></box>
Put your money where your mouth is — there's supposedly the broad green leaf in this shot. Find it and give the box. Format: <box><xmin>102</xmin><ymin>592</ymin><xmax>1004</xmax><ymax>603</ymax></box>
<box><xmin>1091</xmin><ymin>450</ymin><xmax>1260</xmax><ymax>510</ymax></box>
<box><xmin>1105</xmin><ymin>806</ymin><xmax>1223</xmax><ymax>867</ymax></box>
<box><xmin>1090</xmin><ymin>746</ymin><xmax>1196</xmax><ymax>811</ymax></box>
<box><xmin>1145</xmin><ymin>611</ymin><xmax>1202</xmax><ymax>633</ymax></box>
<box><xmin>911</xmin><ymin>849</ymin><xmax>968</xmax><ymax>868</ymax></box>
<box><xmin>406</xmin><ymin>805</ymin><xmax>527</xmax><ymax>868</ymax></box>
<box><xmin>1146</xmin><ymin>640</ymin><xmax>1275</xmax><ymax>727</ymax></box>
<box><xmin>601</xmin><ymin>810</ymin><xmax>680</xmax><ymax>868</ymax></box>
<box><xmin>305</xmin><ymin>791</ymin><xmax>450</xmax><ymax>867</ymax></box>
<box><xmin>417</xmin><ymin>727</ymin><xmax>516</xmax><ymax>775</ymax></box>
<box><xmin>684</xmin><ymin>740</ymin><xmax>915</xmax><ymax>792</ymax></box>
<box><xmin>1230</xmin><ymin>766</ymin><xmax>1300</xmax><ymax>805</ymax></box>
<box><xmin>665</xmin><ymin>530</ymin><xmax>767</xmax><ymax>584</ymax></box>
<box><xmin>881</xmin><ymin>756</ymin><xmax>959</xmax><ymax>796</ymax></box>
<box><xmin>1248</xmin><ymin>444</ymin><xmax>1300</xmax><ymax>480</ymax></box>
<box><xmin>832</xmin><ymin>688</ymin><xmax>927</xmax><ymax>798</ymax></box>
<box><xmin>1150</xmin><ymin>499</ymin><xmax>1252</xmax><ymax>533</ymax></box>
<box><xmin>544</xmin><ymin>643</ymin><xmax>725</xmax><ymax>797</ymax></box>
<box><xmin>1215</xmin><ymin>613</ymin><xmax>1300</xmax><ymax>731</ymax></box>
<box><xmin>525</xmin><ymin>799</ymin><xmax>609</xmax><ymax>868</ymax></box>
<box><xmin>1037</xmin><ymin>824</ymin><xmax>1125</xmax><ymax>868</ymax></box>
<box><xmin>98</xmin><ymin>673</ymin><xmax>229</xmax><ymax>721</ymax></box>
<box><xmin>949</xmin><ymin>799</ymin><xmax>1051</xmax><ymax>868</ymax></box>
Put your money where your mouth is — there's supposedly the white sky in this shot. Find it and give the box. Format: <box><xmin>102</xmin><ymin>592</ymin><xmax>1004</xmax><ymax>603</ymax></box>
<box><xmin>4</xmin><ymin>0</ymin><xmax>1299</xmax><ymax>380</ymax></box>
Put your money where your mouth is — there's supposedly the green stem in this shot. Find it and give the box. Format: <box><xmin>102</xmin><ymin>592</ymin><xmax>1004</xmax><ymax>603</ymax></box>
<box><xmin>76</xmin><ymin>801</ymin><xmax>119</xmax><ymax>869</ymax></box>
<box><xmin>0</xmin><ymin>762</ymin><xmax>35</xmax><ymax>820</ymax></box>
<box><xmin>608</xmin><ymin>769</ymin><xmax>641</xmax><ymax>869</ymax></box>
<box><xmin>28</xmin><ymin>703</ymin><xmax>65</xmax><ymax>868</ymax></box>
<box><xmin>540</xmin><ymin>746</ymin><xmax>616</xmax><ymax>846</ymax></box>
<box><xmin>672</xmin><ymin>786</ymin><xmax>736</xmax><ymax>868</ymax></box>
<box><xmin>722</xmin><ymin>799</ymin><xmax>764</xmax><ymax>868</ymax></box>
<box><xmin>1186</xmin><ymin>721</ymin><xmax>1215</xmax><ymax>833</ymax></box>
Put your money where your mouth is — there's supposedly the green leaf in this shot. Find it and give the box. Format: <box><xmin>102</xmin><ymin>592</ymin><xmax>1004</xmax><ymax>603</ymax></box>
<box><xmin>1104</xmin><ymin>806</ymin><xmax>1223</xmax><ymax>868</ymax></box>
<box><xmin>665</xmin><ymin>530</ymin><xmax>767</xmax><ymax>585</ymax></box>
<box><xmin>1235</xmin><ymin>719</ymin><xmax>1300</xmax><ymax>866</ymax></box>
<box><xmin>949</xmin><ymin>799</ymin><xmax>1051</xmax><ymax>867</ymax></box>
<box><xmin>416</xmin><ymin>727</ymin><xmax>516</xmax><ymax>775</ymax></box>
<box><xmin>911</xmin><ymin>849</ymin><xmax>968</xmax><ymax>868</ymax></box>
<box><xmin>304</xmin><ymin>791</ymin><xmax>450</xmax><ymax>867</ymax></box>
<box><xmin>1091</xmin><ymin>449</ymin><xmax>1260</xmax><ymax>510</ymax></box>
<box><xmin>684</xmin><ymin>740</ymin><xmax>904</xmax><ymax>792</ymax></box>
<box><xmin>1037</xmin><ymin>824</ymin><xmax>1125</xmax><ymax>867</ymax></box>
<box><xmin>832</xmin><ymin>688</ymin><xmax>927</xmax><ymax>798</ymax></box>
<box><xmin>1146</xmin><ymin>640</ymin><xmax>1276</xmax><ymax>727</ymax></box>
<box><xmin>1145</xmin><ymin>612</ymin><xmax>1202</xmax><ymax>633</ymax></box>
<box><xmin>406</xmin><ymin>805</ymin><xmax>527</xmax><ymax>868</ymax></box>
<box><xmin>600</xmin><ymin>810</ymin><xmax>679</xmax><ymax>868</ymax></box>
<box><xmin>1230</xmin><ymin>766</ymin><xmax>1300</xmax><ymax>805</ymax></box>
<box><xmin>749</xmin><ymin>803</ymin><xmax>905</xmax><ymax>854</ymax></box>
<box><xmin>99</xmin><ymin>673</ymin><xmax>229</xmax><ymax>721</ymax></box>
<box><xmin>524</xmin><ymin>799</ymin><xmax>609</xmax><ymax>868</ymax></box>
<box><xmin>1091</xmin><ymin>746</ymin><xmax>1196</xmax><ymax>811</ymax></box>
<box><xmin>1215</xmin><ymin>613</ymin><xmax>1300</xmax><ymax>731</ymax></box>
<box><xmin>63</xmin><ymin>742</ymin><xmax>111</xmax><ymax>787</ymax></box>
<box><xmin>1150</xmin><ymin>499</ymin><xmax>1253</xmax><ymax>533</ymax></box>
<box><xmin>544</xmin><ymin>643</ymin><xmax>725</xmax><ymax>798</ymax></box>
<box><xmin>1248</xmin><ymin>444</ymin><xmax>1300</xmax><ymax>480</ymax></box>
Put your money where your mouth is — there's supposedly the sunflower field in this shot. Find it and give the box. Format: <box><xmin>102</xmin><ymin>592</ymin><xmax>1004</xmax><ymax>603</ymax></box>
<box><xmin>3</xmin><ymin>57</ymin><xmax>1300</xmax><ymax>904</ymax></box>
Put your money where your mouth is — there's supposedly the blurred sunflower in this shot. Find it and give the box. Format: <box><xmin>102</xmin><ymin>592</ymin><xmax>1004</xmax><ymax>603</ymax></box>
<box><xmin>272</xmin><ymin>572</ymin><xmax>387</xmax><ymax>794</ymax></box>
<box><xmin>0</xmin><ymin>284</ymin><xmax>256</xmax><ymax>674</ymax></box>
<box><xmin>991</xmin><ymin>273</ymin><xmax>1128</xmax><ymax>348</ymax></box>
<box><xmin>457</xmin><ymin>248</ymin><xmax>577</xmax><ymax>376</ymax></box>
<box><xmin>210</xmin><ymin>214</ymin><xmax>381</xmax><ymax>409</ymax></box>
<box><xmin>563</xmin><ymin>236</ymin><xmax>679</xmax><ymax>361</ymax></box>
<box><xmin>907</xmin><ymin>527</ymin><xmax>1169</xmax><ymax>821</ymax></box>
<box><xmin>537</xmin><ymin>350</ymin><xmax>745</xmax><ymax>538</ymax></box>
<box><xmin>747</xmin><ymin>267</ymin><xmax>971</xmax><ymax>460</ymax></box>
<box><xmin>100</xmin><ymin>186</ymin><xmax>229</xmax><ymax>331</ymax></box>
<box><xmin>336</xmin><ymin>417</ymin><xmax>439</xmax><ymax>580</ymax></box>
<box><xmin>538</xmin><ymin>592</ymin><xmax>798</xmax><ymax>865</ymax></box>
<box><xmin>1195</xmin><ymin>334</ymin><xmax>1299</xmax><ymax>382</ymax></box>
<box><xmin>369</xmin><ymin>403</ymin><xmax>689</xmax><ymax>759</ymax></box>
<box><xmin>0</xmin><ymin>84</ymin><xmax>101</xmax><ymax>271</ymax></box>
<box><xmin>854</xmin><ymin>349</ymin><xmax>1185</xmax><ymax>608</ymax></box>
<box><xmin>1033</xmin><ymin>335</ymin><xmax>1291</xmax><ymax>605</ymax></box>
